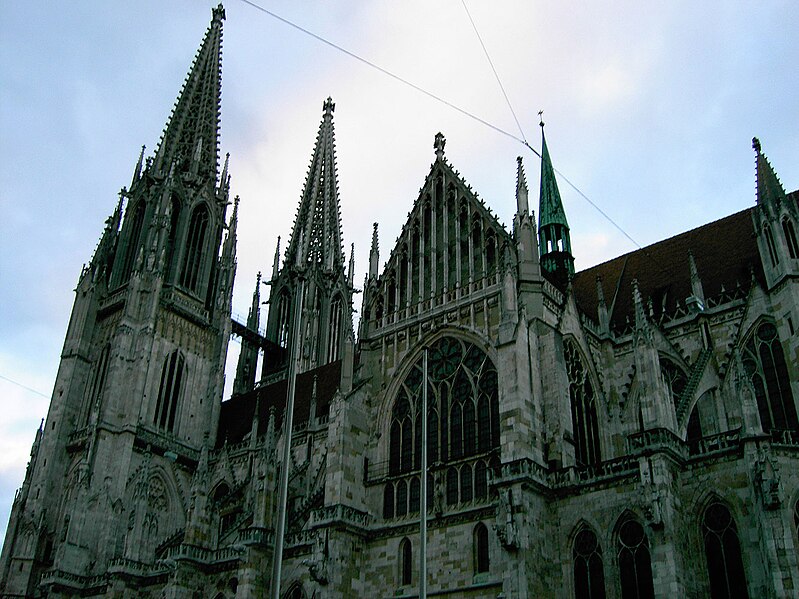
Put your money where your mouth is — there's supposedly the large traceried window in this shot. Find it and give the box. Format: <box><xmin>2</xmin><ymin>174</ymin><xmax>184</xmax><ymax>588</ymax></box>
<box><xmin>617</xmin><ymin>517</ymin><xmax>654</xmax><ymax>599</ymax></box>
<box><xmin>154</xmin><ymin>350</ymin><xmax>185</xmax><ymax>433</ymax></box>
<box><xmin>741</xmin><ymin>321</ymin><xmax>797</xmax><ymax>433</ymax></box>
<box><xmin>573</xmin><ymin>526</ymin><xmax>606</xmax><ymax>599</ymax></box>
<box><xmin>385</xmin><ymin>336</ymin><xmax>499</xmax><ymax>515</ymax></box>
<box><xmin>702</xmin><ymin>502</ymin><xmax>748</xmax><ymax>599</ymax></box>
<box><xmin>180</xmin><ymin>204</ymin><xmax>210</xmax><ymax>293</ymax></box>
<box><xmin>564</xmin><ymin>339</ymin><xmax>601</xmax><ymax>467</ymax></box>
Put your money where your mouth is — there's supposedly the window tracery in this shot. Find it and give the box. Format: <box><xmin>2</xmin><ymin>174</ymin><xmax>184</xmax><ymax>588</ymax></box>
<box><xmin>702</xmin><ymin>502</ymin><xmax>748</xmax><ymax>598</ymax></box>
<box><xmin>616</xmin><ymin>517</ymin><xmax>654</xmax><ymax>599</ymax></box>
<box><xmin>741</xmin><ymin>321</ymin><xmax>797</xmax><ymax>432</ymax></box>
<box><xmin>573</xmin><ymin>526</ymin><xmax>606</xmax><ymax>599</ymax></box>
<box><xmin>180</xmin><ymin>204</ymin><xmax>210</xmax><ymax>293</ymax></box>
<box><xmin>564</xmin><ymin>339</ymin><xmax>601</xmax><ymax>467</ymax></box>
<box><xmin>154</xmin><ymin>350</ymin><xmax>185</xmax><ymax>433</ymax></box>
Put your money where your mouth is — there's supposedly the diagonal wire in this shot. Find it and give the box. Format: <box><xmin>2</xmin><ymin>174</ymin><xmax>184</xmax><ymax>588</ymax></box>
<box><xmin>236</xmin><ymin>0</ymin><xmax>651</xmax><ymax>251</ymax></box>
<box><xmin>460</xmin><ymin>0</ymin><xmax>528</xmax><ymax>145</ymax></box>
<box><xmin>0</xmin><ymin>373</ymin><xmax>49</xmax><ymax>398</ymax></box>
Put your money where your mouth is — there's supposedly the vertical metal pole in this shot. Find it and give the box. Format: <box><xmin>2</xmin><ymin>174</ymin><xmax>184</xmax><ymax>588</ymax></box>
<box><xmin>271</xmin><ymin>274</ymin><xmax>305</xmax><ymax>599</ymax></box>
<box><xmin>419</xmin><ymin>348</ymin><xmax>428</xmax><ymax>599</ymax></box>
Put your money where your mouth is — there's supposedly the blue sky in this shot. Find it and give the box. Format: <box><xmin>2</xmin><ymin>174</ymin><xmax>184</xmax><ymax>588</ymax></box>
<box><xmin>0</xmin><ymin>1</ymin><xmax>796</xmax><ymax>541</ymax></box>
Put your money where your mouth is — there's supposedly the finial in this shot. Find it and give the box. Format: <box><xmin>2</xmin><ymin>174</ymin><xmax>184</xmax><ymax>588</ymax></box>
<box><xmin>323</xmin><ymin>97</ymin><xmax>335</xmax><ymax>118</ymax></box>
<box><xmin>434</xmin><ymin>132</ymin><xmax>446</xmax><ymax>160</ymax></box>
<box><xmin>752</xmin><ymin>137</ymin><xmax>761</xmax><ymax>153</ymax></box>
<box><xmin>272</xmin><ymin>236</ymin><xmax>281</xmax><ymax>279</ymax></box>
<box><xmin>371</xmin><ymin>223</ymin><xmax>379</xmax><ymax>251</ymax></box>
<box><xmin>212</xmin><ymin>3</ymin><xmax>226</xmax><ymax>23</ymax></box>
<box><xmin>538</xmin><ymin>110</ymin><xmax>544</xmax><ymax>128</ymax></box>
<box><xmin>256</xmin><ymin>271</ymin><xmax>262</xmax><ymax>286</ymax></box>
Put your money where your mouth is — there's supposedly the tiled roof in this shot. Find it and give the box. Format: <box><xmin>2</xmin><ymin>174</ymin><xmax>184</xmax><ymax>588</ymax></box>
<box><xmin>216</xmin><ymin>360</ymin><xmax>342</xmax><ymax>447</ymax></box>
<box><xmin>572</xmin><ymin>207</ymin><xmax>765</xmax><ymax>333</ymax></box>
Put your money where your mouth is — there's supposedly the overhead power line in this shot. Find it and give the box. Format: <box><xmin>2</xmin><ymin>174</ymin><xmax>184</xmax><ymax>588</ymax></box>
<box><xmin>237</xmin><ymin>0</ymin><xmax>643</xmax><ymax>251</ymax></box>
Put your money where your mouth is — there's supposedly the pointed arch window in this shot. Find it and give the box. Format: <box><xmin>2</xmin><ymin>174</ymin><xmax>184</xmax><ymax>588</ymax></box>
<box><xmin>120</xmin><ymin>200</ymin><xmax>146</xmax><ymax>281</ymax></box>
<box><xmin>399</xmin><ymin>538</ymin><xmax>412</xmax><ymax>586</ymax></box>
<box><xmin>284</xmin><ymin>582</ymin><xmax>306</xmax><ymax>599</ymax></box>
<box><xmin>276</xmin><ymin>291</ymin><xmax>291</xmax><ymax>349</ymax></box>
<box><xmin>564</xmin><ymin>339</ymin><xmax>601</xmax><ymax>467</ymax></box>
<box><xmin>573</xmin><ymin>527</ymin><xmax>606</xmax><ymax>599</ymax></box>
<box><xmin>326</xmin><ymin>296</ymin><xmax>343</xmax><ymax>362</ymax></box>
<box><xmin>764</xmin><ymin>225</ymin><xmax>779</xmax><ymax>266</ymax></box>
<box><xmin>782</xmin><ymin>217</ymin><xmax>798</xmax><ymax>259</ymax></box>
<box><xmin>165</xmin><ymin>195</ymin><xmax>182</xmax><ymax>278</ymax></box>
<box><xmin>617</xmin><ymin>517</ymin><xmax>654</xmax><ymax>599</ymax></box>
<box><xmin>386</xmin><ymin>336</ymin><xmax>499</xmax><ymax>510</ymax></box>
<box><xmin>383</xmin><ymin>483</ymin><xmax>394</xmax><ymax>519</ymax></box>
<box><xmin>702</xmin><ymin>502</ymin><xmax>748</xmax><ymax>599</ymax></box>
<box><xmin>180</xmin><ymin>204</ymin><xmax>210</xmax><ymax>293</ymax></box>
<box><xmin>154</xmin><ymin>350</ymin><xmax>185</xmax><ymax>433</ymax></box>
<box><xmin>741</xmin><ymin>321</ymin><xmax>797</xmax><ymax>432</ymax></box>
<box><xmin>474</xmin><ymin>523</ymin><xmax>490</xmax><ymax>574</ymax></box>
<box><xmin>84</xmin><ymin>344</ymin><xmax>111</xmax><ymax>425</ymax></box>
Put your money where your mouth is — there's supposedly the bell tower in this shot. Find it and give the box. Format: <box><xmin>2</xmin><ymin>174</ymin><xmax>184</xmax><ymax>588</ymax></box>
<box><xmin>0</xmin><ymin>5</ymin><xmax>237</xmax><ymax>594</ymax></box>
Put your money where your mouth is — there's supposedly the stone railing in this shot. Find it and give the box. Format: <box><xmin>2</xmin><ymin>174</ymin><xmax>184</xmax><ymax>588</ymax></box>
<box><xmin>309</xmin><ymin>504</ymin><xmax>372</xmax><ymax>530</ymax></box>
<box><xmin>107</xmin><ymin>557</ymin><xmax>167</xmax><ymax>577</ymax></box>
<box><xmin>687</xmin><ymin>428</ymin><xmax>742</xmax><ymax>457</ymax></box>
<box><xmin>135</xmin><ymin>426</ymin><xmax>200</xmax><ymax>463</ymax></box>
<box><xmin>771</xmin><ymin>428</ymin><xmax>799</xmax><ymax>448</ymax></box>
<box><xmin>164</xmin><ymin>543</ymin><xmax>243</xmax><ymax>565</ymax></box>
<box><xmin>494</xmin><ymin>457</ymin><xmax>548</xmax><ymax>486</ymax></box>
<box><xmin>239</xmin><ymin>526</ymin><xmax>274</xmax><ymax>546</ymax></box>
<box><xmin>67</xmin><ymin>426</ymin><xmax>91</xmax><ymax>450</ymax></box>
<box><xmin>39</xmin><ymin>569</ymin><xmax>108</xmax><ymax>591</ymax></box>
<box><xmin>627</xmin><ymin>428</ymin><xmax>685</xmax><ymax>459</ymax></box>
<box><xmin>551</xmin><ymin>455</ymin><xmax>638</xmax><ymax>489</ymax></box>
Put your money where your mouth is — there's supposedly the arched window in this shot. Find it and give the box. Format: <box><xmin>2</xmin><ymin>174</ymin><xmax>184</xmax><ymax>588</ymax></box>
<box><xmin>326</xmin><ymin>296</ymin><xmax>343</xmax><ymax>362</ymax></box>
<box><xmin>84</xmin><ymin>344</ymin><xmax>111</xmax><ymax>425</ymax></box>
<box><xmin>764</xmin><ymin>225</ymin><xmax>779</xmax><ymax>266</ymax></box>
<box><xmin>617</xmin><ymin>517</ymin><xmax>654</xmax><ymax>599</ymax></box>
<box><xmin>154</xmin><ymin>350</ymin><xmax>185</xmax><ymax>433</ymax></box>
<box><xmin>783</xmin><ymin>218</ymin><xmax>799</xmax><ymax>259</ymax></box>
<box><xmin>474</xmin><ymin>523</ymin><xmax>490</xmax><ymax>574</ymax></box>
<box><xmin>702</xmin><ymin>502</ymin><xmax>748</xmax><ymax>599</ymax></box>
<box><xmin>276</xmin><ymin>291</ymin><xmax>291</xmax><ymax>349</ymax></box>
<box><xmin>396</xmin><ymin>480</ymin><xmax>407</xmax><ymax>518</ymax></box>
<box><xmin>399</xmin><ymin>538</ymin><xmax>412</xmax><ymax>586</ymax></box>
<box><xmin>383</xmin><ymin>483</ymin><xmax>394</xmax><ymax>519</ymax></box>
<box><xmin>387</xmin><ymin>336</ymin><xmax>499</xmax><ymax>510</ymax></box>
<box><xmin>409</xmin><ymin>477</ymin><xmax>420</xmax><ymax>513</ymax></box>
<box><xmin>166</xmin><ymin>195</ymin><xmax>182</xmax><ymax>278</ymax></box>
<box><xmin>120</xmin><ymin>200</ymin><xmax>146</xmax><ymax>282</ymax></box>
<box><xmin>180</xmin><ymin>204</ymin><xmax>210</xmax><ymax>293</ymax></box>
<box><xmin>284</xmin><ymin>582</ymin><xmax>306</xmax><ymax>599</ymax></box>
<box><xmin>573</xmin><ymin>527</ymin><xmax>606</xmax><ymax>599</ymax></box>
<box><xmin>564</xmin><ymin>340</ymin><xmax>601</xmax><ymax>467</ymax></box>
<box><xmin>741</xmin><ymin>321</ymin><xmax>797</xmax><ymax>432</ymax></box>
<box><xmin>474</xmin><ymin>460</ymin><xmax>488</xmax><ymax>500</ymax></box>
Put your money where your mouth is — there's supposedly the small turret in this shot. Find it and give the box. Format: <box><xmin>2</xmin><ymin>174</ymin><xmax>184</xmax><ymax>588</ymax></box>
<box><xmin>368</xmin><ymin>223</ymin><xmax>379</xmax><ymax>279</ymax></box>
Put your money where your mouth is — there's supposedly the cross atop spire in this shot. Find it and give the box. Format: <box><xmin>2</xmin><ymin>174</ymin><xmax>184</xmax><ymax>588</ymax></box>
<box><xmin>154</xmin><ymin>4</ymin><xmax>224</xmax><ymax>184</ymax></box>
<box><xmin>285</xmin><ymin>98</ymin><xmax>345</xmax><ymax>271</ymax></box>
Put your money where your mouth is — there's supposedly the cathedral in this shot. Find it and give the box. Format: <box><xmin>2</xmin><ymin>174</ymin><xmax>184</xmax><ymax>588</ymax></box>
<box><xmin>2</xmin><ymin>5</ymin><xmax>799</xmax><ymax>598</ymax></box>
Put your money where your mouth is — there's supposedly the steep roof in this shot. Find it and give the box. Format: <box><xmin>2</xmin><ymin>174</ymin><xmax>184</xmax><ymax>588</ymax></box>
<box><xmin>572</xmin><ymin>207</ymin><xmax>767</xmax><ymax>334</ymax></box>
<box><xmin>216</xmin><ymin>359</ymin><xmax>342</xmax><ymax>447</ymax></box>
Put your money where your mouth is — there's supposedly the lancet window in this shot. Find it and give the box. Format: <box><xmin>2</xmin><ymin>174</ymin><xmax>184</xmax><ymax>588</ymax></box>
<box><xmin>564</xmin><ymin>339</ymin><xmax>601</xmax><ymax>467</ymax></box>
<box><xmin>166</xmin><ymin>195</ymin><xmax>182</xmax><ymax>278</ymax></box>
<box><xmin>84</xmin><ymin>344</ymin><xmax>111</xmax><ymax>425</ymax></box>
<box><xmin>616</xmin><ymin>517</ymin><xmax>654</xmax><ymax>599</ymax></box>
<box><xmin>180</xmin><ymin>204</ymin><xmax>210</xmax><ymax>293</ymax></box>
<box><xmin>120</xmin><ymin>200</ymin><xmax>146</xmax><ymax>282</ymax></box>
<box><xmin>326</xmin><ymin>296</ymin><xmax>343</xmax><ymax>362</ymax></box>
<box><xmin>399</xmin><ymin>538</ymin><xmax>412</xmax><ymax>586</ymax></box>
<box><xmin>154</xmin><ymin>350</ymin><xmax>185</xmax><ymax>433</ymax></box>
<box><xmin>276</xmin><ymin>291</ymin><xmax>291</xmax><ymax>349</ymax></box>
<box><xmin>702</xmin><ymin>502</ymin><xmax>748</xmax><ymax>599</ymax></box>
<box><xmin>573</xmin><ymin>526</ymin><xmax>606</xmax><ymax>599</ymax></box>
<box><xmin>764</xmin><ymin>225</ymin><xmax>779</xmax><ymax>266</ymax></box>
<box><xmin>474</xmin><ymin>523</ymin><xmax>490</xmax><ymax>574</ymax></box>
<box><xmin>741</xmin><ymin>321</ymin><xmax>797</xmax><ymax>432</ymax></box>
<box><xmin>782</xmin><ymin>217</ymin><xmax>798</xmax><ymax>259</ymax></box>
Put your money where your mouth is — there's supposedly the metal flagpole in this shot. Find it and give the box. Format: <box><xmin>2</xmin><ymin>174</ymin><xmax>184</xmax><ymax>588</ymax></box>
<box><xmin>419</xmin><ymin>347</ymin><xmax>428</xmax><ymax>599</ymax></box>
<box><xmin>271</xmin><ymin>272</ymin><xmax>305</xmax><ymax>599</ymax></box>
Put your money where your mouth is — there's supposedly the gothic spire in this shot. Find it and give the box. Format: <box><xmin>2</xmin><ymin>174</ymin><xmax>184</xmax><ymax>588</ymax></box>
<box><xmin>753</xmin><ymin>137</ymin><xmax>787</xmax><ymax>207</ymax></box>
<box><xmin>154</xmin><ymin>4</ymin><xmax>225</xmax><ymax>183</ymax></box>
<box><xmin>537</xmin><ymin>118</ymin><xmax>574</xmax><ymax>283</ymax></box>
<box><xmin>285</xmin><ymin>98</ymin><xmax>345</xmax><ymax>271</ymax></box>
<box><xmin>516</xmin><ymin>156</ymin><xmax>529</xmax><ymax>215</ymax></box>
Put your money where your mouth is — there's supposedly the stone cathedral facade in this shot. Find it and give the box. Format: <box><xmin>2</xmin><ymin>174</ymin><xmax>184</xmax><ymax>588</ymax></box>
<box><xmin>2</xmin><ymin>6</ymin><xmax>798</xmax><ymax>599</ymax></box>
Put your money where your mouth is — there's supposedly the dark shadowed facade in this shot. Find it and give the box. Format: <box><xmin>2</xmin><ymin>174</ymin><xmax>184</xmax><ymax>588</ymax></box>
<box><xmin>2</xmin><ymin>6</ymin><xmax>798</xmax><ymax>599</ymax></box>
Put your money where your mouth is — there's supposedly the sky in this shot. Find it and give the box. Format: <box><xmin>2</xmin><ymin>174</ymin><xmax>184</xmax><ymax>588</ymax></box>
<box><xmin>0</xmin><ymin>1</ymin><xmax>796</xmax><ymax>542</ymax></box>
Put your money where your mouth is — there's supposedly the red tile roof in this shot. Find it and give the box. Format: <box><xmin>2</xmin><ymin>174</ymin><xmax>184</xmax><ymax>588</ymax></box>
<box><xmin>217</xmin><ymin>360</ymin><xmax>342</xmax><ymax>446</ymax></box>
<box><xmin>572</xmin><ymin>207</ymin><xmax>765</xmax><ymax>333</ymax></box>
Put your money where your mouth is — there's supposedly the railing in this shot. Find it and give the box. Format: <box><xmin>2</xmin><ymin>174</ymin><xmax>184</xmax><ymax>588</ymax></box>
<box><xmin>164</xmin><ymin>543</ymin><xmax>243</xmax><ymax>564</ymax></box>
<box><xmin>687</xmin><ymin>428</ymin><xmax>741</xmax><ymax>457</ymax></box>
<box><xmin>627</xmin><ymin>427</ymin><xmax>685</xmax><ymax>458</ymax></box>
<box><xmin>239</xmin><ymin>526</ymin><xmax>274</xmax><ymax>546</ymax></box>
<box><xmin>771</xmin><ymin>428</ymin><xmax>799</xmax><ymax>447</ymax></box>
<box><xmin>135</xmin><ymin>425</ymin><xmax>200</xmax><ymax>462</ymax></box>
<box><xmin>309</xmin><ymin>504</ymin><xmax>372</xmax><ymax>529</ymax></box>
<box><xmin>551</xmin><ymin>455</ymin><xmax>638</xmax><ymax>488</ymax></box>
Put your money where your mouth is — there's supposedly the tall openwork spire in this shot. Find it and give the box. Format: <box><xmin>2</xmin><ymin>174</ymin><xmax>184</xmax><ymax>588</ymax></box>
<box><xmin>537</xmin><ymin>117</ymin><xmax>574</xmax><ymax>283</ymax></box>
<box><xmin>154</xmin><ymin>4</ymin><xmax>225</xmax><ymax>182</ymax></box>
<box><xmin>285</xmin><ymin>97</ymin><xmax>345</xmax><ymax>271</ymax></box>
